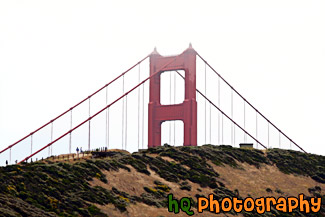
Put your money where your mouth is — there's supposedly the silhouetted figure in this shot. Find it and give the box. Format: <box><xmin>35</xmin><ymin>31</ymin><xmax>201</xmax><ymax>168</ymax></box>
<box><xmin>76</xmin><ymin>147</ymin><xmax>79</xmax><ymax>154</ymax></box>
<box><xmin>5</xmin><ymin>160</ymin><xmax>8</xmax><ymax>166</ymax></box>
<box><xmin>80</xmin><ymin>147</ymin><xmax>83</xmax><ymax>153</ymax></box>
<box><xmin>15</xmin><ymin>160</ymin><xmax>17</xmax><ymax>164</ymax></box>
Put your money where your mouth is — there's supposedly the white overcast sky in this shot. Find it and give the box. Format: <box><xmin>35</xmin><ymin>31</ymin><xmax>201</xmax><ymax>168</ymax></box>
<box><xmin>1</xmin><ymin>0</ymin><xmax>325</xmax><ymax>160</ymax></box>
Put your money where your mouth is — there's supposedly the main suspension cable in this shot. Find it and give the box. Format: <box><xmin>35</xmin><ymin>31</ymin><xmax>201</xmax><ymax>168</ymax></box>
<box><xmin>175</xmin><ymin>70</ymin><xmax>267</xmax><ymax>149</ymax></box>
<box><xmin>0</xmin><ymin>54</ymin><xmax>149</xmax><ymax>155</ymax></box>
<box><xmin>19</xmin><ymin>54</ymin><xmax>179</xmax><ymax>164</ymax></box>
<box><xmin>196</xmin><ymin>52</ymin><xmax>306</xmax><ymax>153</ymax></box>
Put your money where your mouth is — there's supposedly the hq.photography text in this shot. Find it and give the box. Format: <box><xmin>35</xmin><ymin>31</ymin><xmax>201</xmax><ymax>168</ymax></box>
<box><xmin>167</xmin><ymin>194</ymin><xmax>322</xmax><ymax>215</ymax></box>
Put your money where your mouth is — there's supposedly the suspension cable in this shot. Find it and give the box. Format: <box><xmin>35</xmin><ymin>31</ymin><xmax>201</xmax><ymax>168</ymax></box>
<box><xmin>169</xmin><ymin>71</ymin><xmax>172</xmax><ymax>145</ymax></box>
<box><xmin>196</xmin><ymin>52</ymin><xmax>306</xmax><ymax>153</ymax></box>
<box><xmin>244</xmin><ymin>101</ymin><xmax>246</xmax><ymax>142</ymax></box>
<box><xmin>106</xmin><ymin>86</ymin><xmax>109</xmax><ymax>149</ymax></box>
<box><xmin>137</xmin><ymin>64</ymin><xmax>141</xmax><ymax>150</ymax></box>
<box><xmin>88</xmin><ymin>97</ymin><xmax>91</xmax><ymax>151</ymax></box>
<box><xmin>142</xmin><ymin>80</ymin><xmax>145</xmax><ymax>149</ymax></box>
<box><xmin>19</xmin><ymin>54</ymin><xmax>179</xmax><ymax>164</ymax></box>
<box><xmin>255</xmin><ymin>112</ymin><xmax>258</xmax><ymax>148</ymax></box>
<box><xmin>69</xmin><ymin>108</ymin><xmax>73</xmax><ymax>154</ymax></box>
<box><xmin>125</xmin><ymin>95</ymin><xmax>128</xmax><ymax>151</ymax></box>
<box><xmin>205</xmin><ymin>63</ymin><xmax>207</xmax><ymax>144</ymax></box>
<box><xmin>48</xmin><ymin>122</ymin><xmax>51</xmax><ymax>157</ymax></box>
<box><xmin>122</xmin><ymin>75</ymin><xmax>125</xmax><ymax>150</ymax></box>
<box><xmin>30</xmin><ymin>134</ymin><xmax>33</xmax><ymax>155</ymax></box>
<box><xmin>279</xmin><ymin>131</ymin><xmax>281</xmax><ymax>148</ymax></box>
<box><xmin>107</xmin><ymin>108</ymin><xmax>110</xmax><ymax>149</ymax></box>
<box><xmin>218</xmin><ymin>76</ymin><xmax>220</xmax><ymax>145</ymax></box>
<box><xmin>210</xmin><ymin>102</ymin><xmax>212</xmax><ymax>144</ymax></box>
<box><xmin>210</xmin><ymin>89</ymin><xmax>266</xmax><ymax>146</ymax></box>
<box><xmin>174</xmin><ymin>71</ymin><xmax>176</xmax><ymax>146</ymax></box>
<box><xmin>222</xmin><ymin>106</ymin><xmax>224</xmax><ymax>144</ymax></box>
<box><xmin>268</xmin><ymin>122</ymin><xmax>270</xmax><ymax>148</ymax></box>
<box><xmin>0</xmin><ymin>55</ymin><xmax>149</xmax><ymax>155</ymax></box>
<box><xmin>174</xmin><ymin>70</ymin><xmax>267</xmax><ymax>149</ymax></box>
<box><xmin>234</xmin><ymin>115</ymin><xmax>236</xmax><ymax>146</ymax></box>
<box><xmin>231</xmin><ymin>89</ymin><xmax>233</xmax><ymax>145</ymax></box>
<box><xmin>50</xmin><ymin>121</ymin><xmax>53</xmax><ymax>156</ymax></box>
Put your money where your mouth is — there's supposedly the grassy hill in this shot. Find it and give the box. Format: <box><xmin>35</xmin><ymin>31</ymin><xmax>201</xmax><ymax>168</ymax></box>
<box><xmin>0</xmin><ymin>145</ymin><xmax>324</xmax><ymax>216</ymax></box>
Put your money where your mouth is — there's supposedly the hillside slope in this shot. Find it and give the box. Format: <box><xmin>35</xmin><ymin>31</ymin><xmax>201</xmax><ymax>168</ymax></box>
<box><xmin>0</xmin><ymin>145</ymin><xmax>324</xmax><ymax>216</ymax></box>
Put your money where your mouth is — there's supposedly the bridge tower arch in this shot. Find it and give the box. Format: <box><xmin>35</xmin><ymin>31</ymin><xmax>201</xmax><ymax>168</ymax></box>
<box><xmin>148</xmin><ymin>45</ymin><xmax>197</xmax><ymax>147</ymax></box>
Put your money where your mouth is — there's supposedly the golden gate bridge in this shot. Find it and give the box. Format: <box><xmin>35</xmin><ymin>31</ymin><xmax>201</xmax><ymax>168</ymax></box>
<box><xmin>0</xmin><ymin>44</ymin><xmax>306</xmax><ymax>165</ymax></box>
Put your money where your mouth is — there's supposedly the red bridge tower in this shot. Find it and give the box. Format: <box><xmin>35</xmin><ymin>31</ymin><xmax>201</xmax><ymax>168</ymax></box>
<box><xmin>148</xmin><ymin>45</ymin><xmax>197</xmax><ymax>147</ymax></box>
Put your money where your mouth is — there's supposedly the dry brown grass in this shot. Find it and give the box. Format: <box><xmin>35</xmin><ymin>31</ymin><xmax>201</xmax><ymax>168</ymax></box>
<box><xmin>211</xmin><ymin>161</ymin><xmax>325</xmax><ymax>198</ymax></box>
<box><xmin>89</xmin><ymin>156</ymin><xmax>323</xmax><ymax>216</ymax></box>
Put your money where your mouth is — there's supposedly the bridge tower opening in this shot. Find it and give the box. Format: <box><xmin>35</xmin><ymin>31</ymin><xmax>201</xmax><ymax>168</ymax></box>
<box><xmin>148</xmin><ymin>45</ymin><xmax>197</xmax><ymax>147</ymax></box>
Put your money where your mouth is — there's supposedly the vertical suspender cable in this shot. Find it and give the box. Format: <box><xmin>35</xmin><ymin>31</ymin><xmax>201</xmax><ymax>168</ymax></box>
<box><xmin>268</xmin><ymin>122</ymin><xmax>270</xmax><ymax>148</ymax></box>
<box><xmin>204</xmin><ymin>63</ymin><xmax>207</xmax><ymax>144</ymax></box>
<box><xmin>125</xmin><ymin>94</ymin><xmax>128</xmax><ymax>151</ymax></box>
<box><xmin>9</xmin><ymin>148</ymin><xmax>11</xmax><ymax>164</ymax></box>
<box><xmin>222</xmin><ymin>114</ymin><xmax>224</xmax><ymax>144</ymax></box>
<box><xmin>106</xmin><ymin>86</ymin><xmax>109</xmax><ymax>149</ymax></box>
<box><xmin>107</xmin><ymin>108</ymin><xmax>110</xmax><ymax>149</ymax></box>
<box><xmin>69</xmin><ymin>109</ymin><xmax>73</xmax><ymax>154</ymax></box>
<box><xmin>137</xmin><ymin>64</ymin><xmax>141</xmax><ymax>150</ymax></box>
<box><xmin>232</xmin><ymin>90</ymin><xmax>235</xmax><ymax>146</ymax></box>
<box><xmin>174</xmin><ymin>71</ymin><xmax>176</xmax><ymax>146</ymax></box>
<box><xmin>244</xmin><ymin>101</ymin><xmax>246</xmax><ymax>143</ymax></box>
<box><xmin>169</xmin><ymin>71</ymin><xmax>172</xmax><ymax>145</ymax></box>
<box><xmin>88</xmin><ymin>97</ymin><xmax>91</xmax><ymax>151</ymax></box>
<box><xmin>234</xmin><ymin>113</ymin><xmax>236</xmax><ymax>145</ymax></box>
<box><xmin>50</xmin><ymin>121</ymin><xmax>53</xmax><ymax>156</ymax></box>
<box><xmin>30</xmin><ymin>134</ymin><xmax>33</xmax><ymax>155</ymax></box>
<box><xmin>279</xmin><ymin>131</ymin><xmax>281</xmax><ymax>148</ymax></box>
<box><xmin>142</xmin><ymin>81</ymin><xmax>145</xmax><ymax>149</ymax></box>
<box><xmin>256</xmin><ymin>111</ymin><xmax>258</xmax><ymax>148</ymax></box>
<box><xmin>122</xmin><ymin>75</ymin><xmax>125</xmax><ymax>150</ymax></box>
<box><xmin>209</xmin><ymin>103</ymin><xmax>211</xmax><ymax>144</ymax></box>
<box><xmin>48</xmin><ymin>123</ymin><xmax>51</xmax><ymax>156</ymax></box>
<box><xmin>218</xmin><ymin>76</ymin><xmax>220</xmax><ymax>145</ymax></box>
<box><xmin>219</xmin><ymin>76</ymin><xmax>224</xmax><ymax>144</ymax></box>
<box><xmin>208</xmin><ymin>68</ymin><xmax>211</xmax><ymax>144</ymax></box>
<box><xmin>231</xmin><ymin>89</ymin><xmax>233</xmax><ymax>145</ymax></box>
